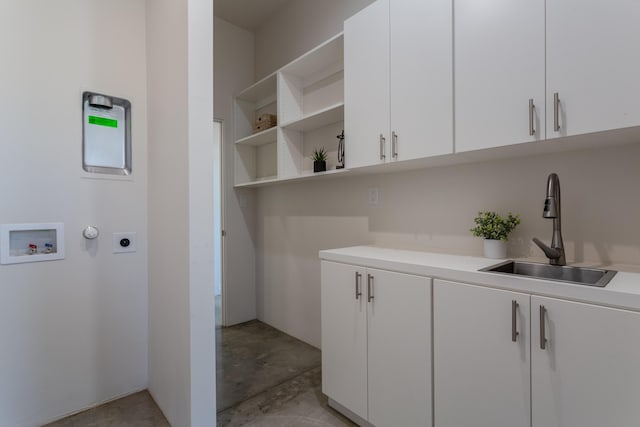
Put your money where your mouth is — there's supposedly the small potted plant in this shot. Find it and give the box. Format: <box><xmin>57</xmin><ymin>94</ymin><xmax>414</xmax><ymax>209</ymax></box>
<box><xmin>312</xmin><ymin>147</ymin><xmax>327</xmax><ymax>173</ymax></box>
<box><xmin>471</xmin><ymin>211</ymin><xmax>521</xmax><ymax>258</ymax></box>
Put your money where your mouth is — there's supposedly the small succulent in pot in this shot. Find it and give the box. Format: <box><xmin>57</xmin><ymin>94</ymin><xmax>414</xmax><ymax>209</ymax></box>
<box><xmin>312</xmin><ymin>147</ymin><xmax>327</xmax><ymax>173</ymax></box>
<box><xmin>471</xmin><ymin>211</ymin><xmax>521</xmax><ymax>241</ymax></box>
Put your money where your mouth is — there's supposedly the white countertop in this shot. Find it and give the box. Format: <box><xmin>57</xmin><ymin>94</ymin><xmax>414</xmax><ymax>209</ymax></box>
<box><xmin>319</xmin><ymin>246</ymin><xmax>640</xmax><ymax>312</ymax></box>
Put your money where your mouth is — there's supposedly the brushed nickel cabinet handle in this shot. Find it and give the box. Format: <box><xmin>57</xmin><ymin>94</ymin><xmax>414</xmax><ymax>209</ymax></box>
<box><xmin>355</xmin><ymin>272</ymin><xmax>362</xmax><ymax>300</ymax></box>
<box><xmin>367</xmin><ymin>274</ymin><xmax>374</xmax><ymax>302</ymax></box>
<box><xmin>379</xmin><ymin>134</ymin><xmax>386</xmax><ymax>160</ymax></box>
<box><xmin>392</xmin><ymin>131</ymin><xmax>398</xmax><ymax>158</ymax></box>
<box><xmin>540</xmin><ymin>305</ymin><xmax>547</xmax><ymax>350</ymax></box>
<box><xmin>529</xmin><ymin>99</ymin><xmax>536</xmax><ymax>136</ymax></box>
<box><xmin>553</xmin><ymin>92</ymin><xmax>561</xmax><ymax>132</ymax></box>
<box><xmin>512</xmin><ymin>300</ymin><xmax>519</xmax><ymax>342</ymax></box>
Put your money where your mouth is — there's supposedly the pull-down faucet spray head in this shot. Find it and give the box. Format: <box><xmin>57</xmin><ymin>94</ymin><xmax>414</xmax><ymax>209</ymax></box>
<box><xmin>543</xmin><ymin>196</ymin><xmax>558</xmax><ymax>218</ymax></box>
<box><xmin>543</xmin><ymin>173</ymin><xmax>560</xmax><ymax>218</ymax></box>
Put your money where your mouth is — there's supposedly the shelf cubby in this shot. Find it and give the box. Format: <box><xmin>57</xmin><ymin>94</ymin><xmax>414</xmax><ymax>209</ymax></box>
<box><xmin>234</xmin><ymin>71</ymin><xmax>278</xmax><ymax>144</ymax></box>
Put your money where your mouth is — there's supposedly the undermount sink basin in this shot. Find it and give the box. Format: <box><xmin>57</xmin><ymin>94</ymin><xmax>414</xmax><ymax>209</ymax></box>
<box><xmin>481</xmin><ymin>260</ymin><xmax>617</xmax><ymax>288</ymax></box>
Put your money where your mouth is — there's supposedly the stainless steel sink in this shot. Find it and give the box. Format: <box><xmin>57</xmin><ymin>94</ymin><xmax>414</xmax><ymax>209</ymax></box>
<box><xmin>481</xmin><ymin>260</ymin><xmax>617</xmax><ymax>287</ymax></box>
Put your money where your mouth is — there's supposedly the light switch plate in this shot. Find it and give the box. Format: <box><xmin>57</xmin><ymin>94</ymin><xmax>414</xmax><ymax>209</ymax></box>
<box><xmin>113</xmin><ymin>232</ymin><xmax>137</xmax><ymax>253</ymax></box>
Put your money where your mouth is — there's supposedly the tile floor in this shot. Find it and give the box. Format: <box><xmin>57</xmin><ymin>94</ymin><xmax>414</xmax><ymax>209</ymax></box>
<box><xmin>45</xmin><ymin>320</ymin><xmax>354</xmax><ymax>426</ymax></box>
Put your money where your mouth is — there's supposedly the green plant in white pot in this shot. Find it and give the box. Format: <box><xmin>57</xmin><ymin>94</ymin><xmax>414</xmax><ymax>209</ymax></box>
<box><xmin>471</xmin><ymin>211</ymin><xmax>521</xmax><ymax>259</ymax></box>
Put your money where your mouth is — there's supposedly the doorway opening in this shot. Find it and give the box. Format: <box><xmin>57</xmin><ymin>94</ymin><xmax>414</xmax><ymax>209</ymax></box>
<box><xmin>214</xmin><ymin>119</ymin><xmax>224</xmax><ymax>328</ymax></box>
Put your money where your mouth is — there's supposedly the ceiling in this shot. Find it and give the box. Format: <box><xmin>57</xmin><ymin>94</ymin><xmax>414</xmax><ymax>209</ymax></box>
<box><xmin>214</xmin><ymin>0</ymin><xmax>291</xmax><ymax>32</ymax></box>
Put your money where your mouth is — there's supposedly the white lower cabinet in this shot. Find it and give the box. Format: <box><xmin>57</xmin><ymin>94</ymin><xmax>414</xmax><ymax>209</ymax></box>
<box><xmin>321</xmin><ymin>261</ymin><xmax>432</xmax><ymax>426</ymax></box>
<box><xmin>321</xmin><ymin>261</ymin><xmax>368</xmax><ymax>419</ymax></box>
<box><xmin>531</xmin><ymin>296</ymin><xmax>640</xmax><ymax>427</ymax></box>
<box><xmin>433</xmin><ymin>280</ymin><xmax>531</xmax><ymax>427</ymax></box>
<box><xmin>432</xmin><ymin>280</ymin><xmax>640</xmax><ymax>427</ymax></box>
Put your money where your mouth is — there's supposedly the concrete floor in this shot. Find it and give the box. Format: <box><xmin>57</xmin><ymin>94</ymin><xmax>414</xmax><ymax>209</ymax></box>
<box><xmin>42</xmin><ymin>391</ymin><xmax>169</xmax><ymax>427</ymax></box>
<box><xmin>216</xmin><ymin>320</ymin><xmax>322</xmax><ymax>411</ymax></box>
<box><xmin>217</xmin><ymin>366</ymin><xmax>354</xmax><ymax>426</ymax></box>
<box><xmin>45</xmin><ymin>320</ymin><xmax>353</xmax><ymax>426</ymax></box>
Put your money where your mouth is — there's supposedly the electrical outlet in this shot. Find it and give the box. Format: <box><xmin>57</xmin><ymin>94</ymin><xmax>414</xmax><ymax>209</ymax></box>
<box><xmin>113</xmin><ymin>232</ymin><xmax>137</xmax><ymax>254</ymax></box>
<box><xmin>368</xmin><ymin>188</ymin><xmax>379</xmax><ymax>206</ymax></box>
<box><xmin>239</xmin><ymin>193</ymin><xmax>248</xmax><ymax>208</ymax></box>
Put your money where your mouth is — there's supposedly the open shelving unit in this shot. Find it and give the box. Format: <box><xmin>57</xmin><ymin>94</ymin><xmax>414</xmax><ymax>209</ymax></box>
<box><xmin>234</xmin><ymin>72</ymin><xmax>278</xmax><ymax>185</ymax></box>
<box><xmin>234</xmin><ymin>33</ymin><xmax>347</xmax><ymax>187</ymax></box>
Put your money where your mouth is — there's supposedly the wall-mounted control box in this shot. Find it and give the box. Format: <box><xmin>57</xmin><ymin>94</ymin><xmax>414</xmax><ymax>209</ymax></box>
<box><xmin>83</xmin><ymin>91</ymin><xmax>132</xmax><ymax>176</ymax></box>
<box><xmin>113</xmin><ymin>232</ymin><xmax>137</xmax><ymax>254</ymax></box>
<box><xmin>1</xmin><ymin>223</ymin><xmax>65</xmax><ymax>264</ymax></box>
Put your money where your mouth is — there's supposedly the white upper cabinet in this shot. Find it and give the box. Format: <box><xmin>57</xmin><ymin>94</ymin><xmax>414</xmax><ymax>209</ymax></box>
<box><xmin>345</xmin><ymin>0</ymin><xmax>453</xmax><ymax>169</ymax></box>
<box><xmin>456</xmin><ymin>0</ymin><xmax>640</xmax><ymax>152</ymax></box>
<box><xmin>455</xmin><ymin>0</ymin><xmax>545</xmax><ymax>152</ymax></box>
<box><xmin>344</xmin><ymin>0</ymin><xmax>390</xmax><ymax>168</ymax></box>
<box><xmin>546</xmin><ymin>0</ymin><xmax>640</xmax><ymax>139</ymax></box>
<box><xmin>389</xmin><ymin>0</ymin><xmax>453</xmax><ymax>161</ymax></box>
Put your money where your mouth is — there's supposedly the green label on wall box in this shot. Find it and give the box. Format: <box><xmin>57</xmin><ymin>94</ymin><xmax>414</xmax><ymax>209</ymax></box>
<box><xmin>88</xmin><ymin>116</ymin><xmax>118</xmax><ymax>128</ymax></box>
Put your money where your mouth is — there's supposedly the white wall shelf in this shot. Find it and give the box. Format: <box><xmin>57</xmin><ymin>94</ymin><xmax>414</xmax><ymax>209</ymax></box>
<box><xmin>234</xmin><ymin>33</ymin><xmax>345</xmax><ymax>187</ymax></box>
<box><xmin>280</xmin><ymin>33</ymin><xmax>344</xmax><ymax>81</ymax></box>
<box><xmin>234</xmin><ymin>168</ymin><xmax>350</xmax><ymax>188</ymax></box>
<box><xmin>236</xmin><ymin>72</ymin><xmax>277</xmax><ymax>104</ymax></box>
<box><xmin>281</xmin><ymin>103</ymin><xmax>344</xmax><ymax>132</ymax></box>
<box><xmin>235</xmin><ymin>126</ymin><xmax>278</xmax><ymax>147</ymax></box>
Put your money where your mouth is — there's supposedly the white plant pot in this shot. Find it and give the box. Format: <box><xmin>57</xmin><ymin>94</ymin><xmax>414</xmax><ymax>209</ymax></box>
<box><xmin>484</xmin><ymin>239</ymin><xmax>507</xmax><ymax>259</ymax></box>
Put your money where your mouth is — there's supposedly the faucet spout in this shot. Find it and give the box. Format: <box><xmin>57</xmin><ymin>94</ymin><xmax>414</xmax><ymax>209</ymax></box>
<box><xmin>534</xmin><ymin>173</ymin><xmax>566</xmax><ymax>266</ymax></box>
<box><xmin>532</xmin><ymin>237</ymin><xmax>563</xmax><ymax>261</ymax></box>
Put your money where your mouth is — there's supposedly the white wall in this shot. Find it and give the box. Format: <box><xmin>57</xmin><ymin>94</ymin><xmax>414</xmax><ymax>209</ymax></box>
<box><xmin>253</xmin><ymin>1</ymin><xmax>640</xmax><ymax>348</ymax></box>
<box><xmin>187</xmin><ymin>0</ymin><xmax>216</xmax><ymax>422</ymax></box>
<box><xmin>214</xmin><ymin>17</ymin><xmax>258</xmax><ymax>325</ymax></box>
<box><xmin>254</xmin><ymin>0</ymin><xmax>375</xmax><ymax>79</ymax></box>
<box><xmin>147</xmin><ymin>0</ymin><xmax>215</xmax><ymax>426</ymax></box>
<box><xmin>258</xmin><ymin>142</ymin><xmax>640</xmax><ymax>347</ymax></box>
<box><xmin>0</xmin><ymin>1</ymin><xmax>148</xmax><ymax>426</ymax></box>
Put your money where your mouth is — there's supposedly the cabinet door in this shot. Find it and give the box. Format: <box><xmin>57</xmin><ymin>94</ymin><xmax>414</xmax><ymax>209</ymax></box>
<box><xmin>390</xmin><ymin>0</ymin><xmax>453</xmax><ymax>161</ymax></box>
<box><xmin>321</xmin><ymin>261</ymin><xmax>368</xmax><ymax>419</ymax></box>
<box><xmin>546</xmin><ymin>0</ymin><xmax>640</xmax><ymax>139</ymax></box>
<box><xmin>455</xmin><ymin>0</ymin><xmax>545</xmax><ymax>152</ymax></box>
<box><xmin>367</xmin><ymin>268</ymin><xmax>431</xmax><ymax>427</ymax></box>
<box><xmin>434</xmin><ymin>280</ymin><xmax>530</xmax><ymax>427</ymax></box>
<box><xmin>344</xmin><ymin>0</ymin><xmax>390</xmax><ymax>169</ymax></box>
<box><xmin>532</xmin><ymin>297</ymin><xmax>640</xmax><ymax>427</ymax></box>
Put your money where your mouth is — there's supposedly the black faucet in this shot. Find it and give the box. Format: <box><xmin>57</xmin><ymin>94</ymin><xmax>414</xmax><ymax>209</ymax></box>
<box><xmin>533</xmin><ymin>173</ymin><xmax>566</xmax><ymax>266</ymax></box>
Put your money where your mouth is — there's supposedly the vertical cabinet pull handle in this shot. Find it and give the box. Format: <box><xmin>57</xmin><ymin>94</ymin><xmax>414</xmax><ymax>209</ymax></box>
<box><xmin>512</xmin><ymin>300</ymin><xmax>519</xmax><ymax>342</ymax></box>
<box><xmin>379</xmin><ymin>134</ymin><xmax>386</xmax><ymax>160</ymax></box>
<box><xmin>367</xmin><ymin>274</ymin><xmax>374</xmax><ymax>302</ymax></box>
<box><xmin>355</xmin><ymin>272</ymin><xmax>362</xmax><ymax>300</ymax></box>
<box><xmin>553</xmin><ymin>92</ymin><xmax>561</xmax><ymax>131</ymax></box>
<box><xmin>392</xmin><ymin>131</ymin><xmax>398</xmax><ymax>159</ymax></box>
<box><xmin>529</xmin><ymin>99</ymin><xmax>536</xmax><ymax>136</ymax></box>
<box><xmin>540</xmin><ymin>305</ymin><xmax>547</xmax><ymax>350</ymax></box>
